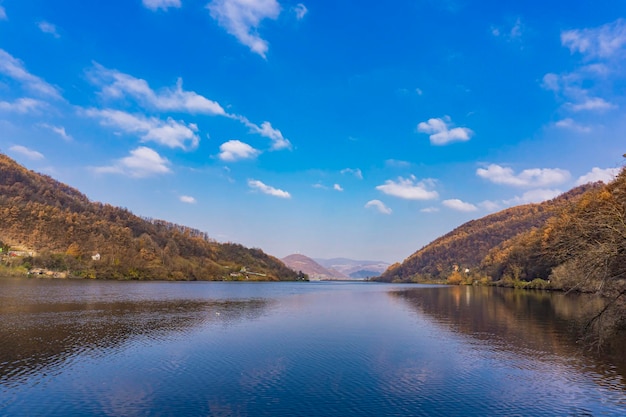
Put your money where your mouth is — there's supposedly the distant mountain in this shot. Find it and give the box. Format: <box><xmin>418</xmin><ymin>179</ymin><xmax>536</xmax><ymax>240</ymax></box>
<box><xmin>282</xmin><ymin>254</ymin><xmax>347</xmax><ymax>279</ymax></box>
<box><xmin>376</xmin><ymin>183</ymin><xmax>601</xmax><ymax>283</ymax></box>
<box><xmin>315</xmin><ymin>258</ymin><xmax>390</xmax><ymax>279</ymax></box>
<box><xmin>0</xmin><ymin>153</ymin><xmax>299</xmax><ymax>281</ymax></box>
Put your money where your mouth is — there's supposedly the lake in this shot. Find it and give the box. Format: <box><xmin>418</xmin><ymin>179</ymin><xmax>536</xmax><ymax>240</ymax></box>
<box><xmin>0</xmin><ymin>278</ymin><xmax>624</xmax><ymax>416</ymax></box>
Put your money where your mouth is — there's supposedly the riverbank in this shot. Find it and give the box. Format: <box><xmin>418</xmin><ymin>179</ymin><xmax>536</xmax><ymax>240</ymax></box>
<box><xmin>0</xmin><ymin>264</ymin><xmax>28</xmax><ymax>278</ymax></box>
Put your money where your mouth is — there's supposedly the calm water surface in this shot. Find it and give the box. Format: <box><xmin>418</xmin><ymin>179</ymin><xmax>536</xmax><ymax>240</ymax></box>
<box><xmin>0</xmin><ymin>278</ymin><xmax>624</xmax><ymax>416</ymax></box>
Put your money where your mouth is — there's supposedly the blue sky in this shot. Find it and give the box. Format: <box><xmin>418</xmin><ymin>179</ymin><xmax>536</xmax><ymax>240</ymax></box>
<box><xmin>1</xmin><ymin>1</ymin><xmax>625</xmax><ymax>263</ymax></box>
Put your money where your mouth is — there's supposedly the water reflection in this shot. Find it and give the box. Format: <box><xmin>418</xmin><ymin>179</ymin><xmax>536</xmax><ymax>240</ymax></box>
<box><xmin>0</xmin><ymin>287</ymin><xmax>272</xmax><ymax>387</ymax></box>
<box><xmin>391</xmin><ymin>286</ymin><xmax>626</xmax><ymax>385</ymax></box>
<box><xmin>1</xmin><ymin>280</ymin><xmax>624</xmax><ymax>416</ymax></box>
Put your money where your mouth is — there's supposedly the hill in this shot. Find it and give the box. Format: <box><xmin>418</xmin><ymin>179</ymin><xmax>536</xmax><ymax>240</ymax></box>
<box><xmin>377</xmin><ymin>182</ymin><xmax>600</xmax><ymax>283</ymax></box>
<box><xmin>482</xmin><ymin>167</ymin><xmax>626</xmax><ymax>288</ymax></box>
<box><xmin>0</xmin><ymin>153</ymin><xmax>298</xmax><ymax>281</ymax></box>
<box><xmin>282</xmin><ymin>254</ymin><xmax>347</xmax><ymax>279</ymax></box>
<box><xmin>375</xmin><ymin>167</ymin><xmax>626</xmax><ymax>346</ymax></box>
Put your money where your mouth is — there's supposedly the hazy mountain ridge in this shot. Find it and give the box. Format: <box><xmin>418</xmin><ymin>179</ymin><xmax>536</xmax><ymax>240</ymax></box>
<box><xmin>315</xmin><ymin>258</ymin><xmax>390</xmax><ymax>278</ymax></box>
<box><xmin>0</xmin><ymin>154</ymin><xmax>298</xmax><ymax>281</ymax></box>
<box><xmin>281</xmin><ymin>255</ymin><xmax>389</xmax><ymax>279</ymax></box>
<box><xmin>282</xmin><ymin>254</ymin><xmax>347</xmax><ymax>279</ymax></box>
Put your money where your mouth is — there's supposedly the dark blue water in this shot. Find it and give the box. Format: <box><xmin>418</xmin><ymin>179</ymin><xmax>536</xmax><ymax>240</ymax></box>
<box><xmin>0</xmin><ymin>279</ymin><xmax>624</xmax><ymax>416</ymax></box>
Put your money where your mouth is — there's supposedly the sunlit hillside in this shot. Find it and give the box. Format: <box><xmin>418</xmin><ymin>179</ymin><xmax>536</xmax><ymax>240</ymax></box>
<box><xmin>0</xmin><ymin>154</ymin><xmax>298</xmax><ymax>281</ymax></box>
<box><xmin>377</xmin><ymin>182</ymin><xmax>600</xmax><ymax>282</ymax></box>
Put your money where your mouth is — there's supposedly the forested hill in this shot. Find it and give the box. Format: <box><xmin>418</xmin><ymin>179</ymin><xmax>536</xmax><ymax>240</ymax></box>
<box><xmin>377</xmin><ymin>182</ymin><xmax>601</xmax><ymax>282</ymax></box>
<box><xmin>0</xmin><ymin>153</ymin><xmax>298</xmax><ymax>281</ymax></box>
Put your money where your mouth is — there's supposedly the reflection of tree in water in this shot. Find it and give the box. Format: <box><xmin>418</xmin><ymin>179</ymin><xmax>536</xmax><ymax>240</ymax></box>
<box><xmin>0</xmin><ymin>298</ymin><xmax>272</xmax><ymax>387</ymax></box>
<box><xmin>390</xmin><ymin>286</ymin><xmax>626</xmax><ymax>382</ymax></box>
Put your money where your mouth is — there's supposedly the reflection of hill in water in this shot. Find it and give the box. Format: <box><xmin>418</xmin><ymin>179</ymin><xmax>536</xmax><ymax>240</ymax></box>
<box><xmin>390</xmin><ymin>286</ymin><xmax>626</xmax><ymax>382</ymax></box>
<box><xmin>0</xmin><ymin>297</ymin><xmax>272</xmax><ymax>386</ymax></box>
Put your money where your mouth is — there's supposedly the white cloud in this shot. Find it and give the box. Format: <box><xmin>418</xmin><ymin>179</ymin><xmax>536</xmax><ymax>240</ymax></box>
<box><xmin>541</xmin><ymin>73</ymin><xmax>561</xmax><ymax>91</ymax></box>
<box><xmin>0</xmin><ymin>6</ymin><xmax>7</xmax><ymax>20</ymax></box>
<box><xmin>569</xmin><ymin>97</ymin><xmax>616</xmax><ymax>111</ymax></box>
<box><xmin>491</xmin><ymin>17</ymin><xmax>523</xmax><ymax>42</ymax></box>
<box><xmin>365</xmin><ymin>200</ymin><xmax>392</xmax><ymax>215</ymax></box>
<box><xmin>248</xmin><ymin>179</ymin><xmax>291</xmax><ymax>198</ymax></box>
<box><xmin>544</xmin><ymin>20</ymin><xmax>626</xmax><ymax>115</ymax></box>
<box><xmin>293</xmin><ymin>3</ymin><xmax>308</xmax><ymax>20</ymax></box>
<box><xmin>340</xmin><ymin>168</ymin><xmax>363</xmax><ymax>179</ymax></box>
<box><xmin>234</xmin><ymin>116</ymin><xmax>291</xmax><ymax>150</ymax></box>
<box><xmin>142</xmin><ymin>0</ymin><xmax>182</xmax><ymax>11</ymax></box>
<box><xmin>583</xmin><ymin>62</ymin><xmax>612</xmax><ymax>75</ymax></box>
<box><xmin>376</xmin><ymin>176</ymin><xmax>438</xmax><ymax>200</ymax></box>
<box><xmin>420</xmin><ymin>207</ymin><xmax>439</xmax><ymax>213</ymax></box>
<box><xmin>89</xmin><ymin>65</ymin><xmax>292</xmax><ymax>150</ymax></box>
<box><xmin>0</xmin><ymin>49</ymin><xmax>61</xmax><ymax>98</ymax></box>
<box><xmin>442</xmin><ymin>199</ymin><xmax>477</xmax><ymax>212</ymax></box>
<box><xmin>575</xmin><ymin>167</ymin><xmax>621</xmax><ymax>185</ymax></box>
<box><xmin>504</xmin><ymin>189</ymin><xmax>562</xmax><ymax>205</ymax></box>
<box><xmin>385</xmin><ymin>159</ymin><xmax>411</xmax><ymax>168</ymax></box>
<box><xmin>476</xmin><ymin>164</ymin><xmax>570</xmax><ymax>187</ymax></box>
<box><xmin>207</xmin><ymin>0</ymin><xmax>281</xmax><ymax>58</ymax></box>
<box><xmin>89</xmin><ymin>64</ymin><xmax>226</xmax><ymax>115</ymax></box>
<box><xmin>417</xmin><ymin>116</ymin><xmax>473</xmax><ymax>145</ymax></box>
<box><xmin>312</xmin><ymin>183</ymin><xmax>344</xmax><ymax>192</ymax></box>
<box><xmin>0</xmin><ymin>97</ymin><xmax>47</xmax><ymax>113</ymax></box>
<box><xmin>142</xmin><ymin>119</ymin><xmax>199</xmax><ymax>148</ymax></box>
<box><xmin>510</xmin><ymin>17</ymin><xmax>523</xmax><ymax>39</ymax></box>
<box><xmin>218</xmin><ymin>139</ymin><xmax>260</xmax><ymax>161</ymax></box>
<box><xmin>561</xmin><ymin>19</ymin><xmax>626</xmax><ymax>60</ymax></box>
<box><xmin>554</xmin><ymin>118</ymin><xmax>591</xmax><ymax>132</ymax></box>
<box><xmin>40</xmin><ymin>124</ymin><xmax>73</xmax><ymax>141</ymax></box>
<box><xmin>38</xmin><ymin>21</ymin><xmax>60</xmax><ymax>38</ymax></box>
<box><xmin>479</xmin><ymin>200</ymin><xmax>501</xmax><ymax>212</ymax></box>
<box><xmin>84</xmin><ymin>108</ymin><xmax>200</xmax><ymax>149</ymax></box>
<box><xmin>94</xmin><ymin>147</ymin><xmax>171</xmax><ymax>178</ymax></box>
<box><xmin>415</xmin><ymin>88</ymin><xmax>423</xmax><ymax>95</ymax></box>
<box><xmin>250</xmin><ymin>121</ymin><xmax>291</xmax><ymax>150</ymax></box>
<box><xmin>9</xmin><ymin>145</ymin><xmax>44</xmax><ymax>160</ymax></box>
<box><xmin>180</xmin><ymin>195</ymin><xmax>196</xmax><ymax>204</ymax></box>
<box><xmin>543</xmin><ymin>72</ymin><xmax>617</xmax><ymax>113</ymax></box>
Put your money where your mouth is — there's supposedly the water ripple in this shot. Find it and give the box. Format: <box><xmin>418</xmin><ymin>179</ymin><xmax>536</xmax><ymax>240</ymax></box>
<box><xmin>1</xmin><ymin>281</ymin><xmax>625</xmax><ymax>416</ymax></box>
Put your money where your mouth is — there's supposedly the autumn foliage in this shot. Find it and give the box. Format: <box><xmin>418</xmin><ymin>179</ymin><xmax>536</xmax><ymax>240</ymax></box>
<box><xmin>376</xmin><ymin>162</ymin><xmax>626</xmax><ymax>345</ymax></box>
<box><xmin>378</xmin><ymin>182</ymin><xmax>599</xmax><ymax>283</ymax></box>
<box><xmin>0</xmin><ymin>154</ymin><xmax>298</xmax><ymax>281</ymax></box>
